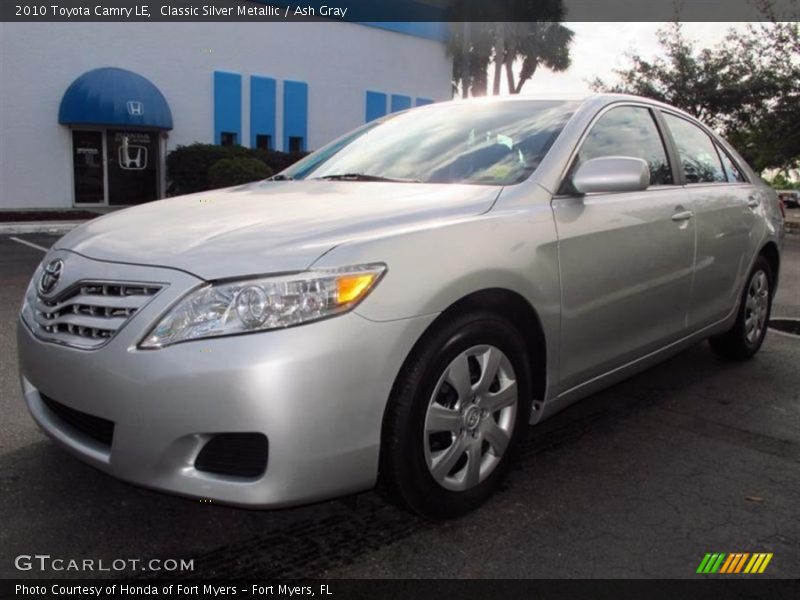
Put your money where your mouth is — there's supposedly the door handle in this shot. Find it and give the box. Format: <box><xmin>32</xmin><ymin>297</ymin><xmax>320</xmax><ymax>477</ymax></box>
<box><xmin>747</xmin><ymin>196</ymin><xmax>760</xmax><ymax>208</ymax></box>
<box><xmin>671</xmin><ymin>210</ymin><xmax>694</xmax><ymax>222</ymax></box>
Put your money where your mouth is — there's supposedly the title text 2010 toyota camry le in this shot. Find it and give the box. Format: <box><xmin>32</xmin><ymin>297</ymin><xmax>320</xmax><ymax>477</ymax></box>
<box><xmin>18</xmin><ymin>95</ymin><xmax>783</xmax><ymax>517</ymax></box>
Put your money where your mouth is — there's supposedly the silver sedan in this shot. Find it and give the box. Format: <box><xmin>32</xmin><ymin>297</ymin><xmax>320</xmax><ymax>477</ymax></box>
<box><xmin>18</xmin><ymin>94</ymin><xmax>783</xmax><ymax>517</ymax></box>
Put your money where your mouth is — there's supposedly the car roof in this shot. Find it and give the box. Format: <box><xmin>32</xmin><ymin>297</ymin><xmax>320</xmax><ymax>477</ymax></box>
<box><xmin>427</xmin><ymin>93</ymin><xmax>699</xmax><ymax>121</ymax></box>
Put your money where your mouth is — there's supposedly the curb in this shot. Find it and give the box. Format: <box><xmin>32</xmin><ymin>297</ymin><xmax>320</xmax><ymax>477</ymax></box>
<box><xmin>0</xmin><ymin>221</ymin><xmax>87</xmax><ymax>235</ymax></box>
<box><xmin>784</xmin><ymin>221</ymin><xmax>800</xmax><ymax>234</ymax></box>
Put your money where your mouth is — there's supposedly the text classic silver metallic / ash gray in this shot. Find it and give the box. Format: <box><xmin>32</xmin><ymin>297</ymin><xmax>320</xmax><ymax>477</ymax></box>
<box><xmin>18</xmin><ymin>95</ymin><xmax>784</xmax><ymax>517</ymax></box>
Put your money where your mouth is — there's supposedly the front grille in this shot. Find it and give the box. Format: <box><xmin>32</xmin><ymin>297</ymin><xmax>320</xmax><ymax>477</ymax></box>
<box><xmin>195</xmin><ymin>433</ymin><xmax>269</xmax><ymax>478</ymax></box>
<box><xmin>33</xmin><ymin>282</ymin><xmax>161</xmax><ymax>349</ymax></box>
<box><xmin>41</xmin><ymin>394</ymin><xmax>115</xmax><ymax>447</ymax></box>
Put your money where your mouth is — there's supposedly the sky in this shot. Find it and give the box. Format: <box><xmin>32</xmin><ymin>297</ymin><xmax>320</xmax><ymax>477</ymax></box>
<box><xmin>513</xmin><ymin>22</ymin><xmax>748</xmax><ymax>96</ymax></box>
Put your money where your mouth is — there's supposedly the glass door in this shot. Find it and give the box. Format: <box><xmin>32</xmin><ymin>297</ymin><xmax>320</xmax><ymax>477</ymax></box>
<box><xmin>72</xmin><ymin>130</ymin><xmax>106</xmax><ymax>204</ymax></box>
<box><xmin>106</xmin><ymin>130</ymin><xmax>158</xmax><ymax>205</ymax></box>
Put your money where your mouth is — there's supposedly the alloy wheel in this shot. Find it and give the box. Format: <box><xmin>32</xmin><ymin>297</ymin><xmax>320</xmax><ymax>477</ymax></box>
<box><xmin>745</xmin><ymin>269</ymin><xmax>770</xmax><ymax>345</ymax></box>
<box><xmin>423</xmin><ymin>345</ymin><xmax>518</xmax><ymax>492</ymax></box>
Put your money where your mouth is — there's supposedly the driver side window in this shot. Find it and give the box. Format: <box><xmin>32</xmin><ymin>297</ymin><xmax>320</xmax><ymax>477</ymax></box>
<box><xmin>578</xmin><ymin>106</ymin><xmax>674</xmax><ymax>186</ymax></box>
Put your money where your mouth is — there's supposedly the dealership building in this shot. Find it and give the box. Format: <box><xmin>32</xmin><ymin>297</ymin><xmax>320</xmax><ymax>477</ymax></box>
<box><xmin>0</xmin><ymin>21</ymin><xmax>450</xmax><ymax>209</ymax></box>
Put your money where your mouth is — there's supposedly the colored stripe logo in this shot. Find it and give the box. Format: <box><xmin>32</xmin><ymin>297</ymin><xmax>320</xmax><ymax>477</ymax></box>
<box><xmin>696</xmin><ymin>553</ymin><xmax>773</xmax><ymax>574</ymax></box>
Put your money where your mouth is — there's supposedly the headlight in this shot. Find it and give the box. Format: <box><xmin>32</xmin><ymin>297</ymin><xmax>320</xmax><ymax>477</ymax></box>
<box><xmin>20</xmin><ymin>263</ymin><xmax>43</xmax><ymax>323</ymax></box>
<box><xmin>139</xmin><ymin>263</ymin><xmax>386</xmax><ymax>348</ymax></box>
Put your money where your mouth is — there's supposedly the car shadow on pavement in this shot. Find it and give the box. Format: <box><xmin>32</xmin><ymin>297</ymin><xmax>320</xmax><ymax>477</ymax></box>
<box><xmin>2</xmin><ymin>338</ymin><xmax>798</xmax><ymax>579</ymax></box>
<box><xmin>0</xmin><ymin>432</ymin><xmax>430</xmax><ymax>580</ymax></box>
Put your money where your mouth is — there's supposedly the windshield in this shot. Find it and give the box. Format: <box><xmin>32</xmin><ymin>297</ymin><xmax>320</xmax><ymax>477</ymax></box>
<box><xmin>286</xmin><ymin>100</ymin><xmax>578</xmax><ymax>186</ymax></box>
<box><xmin>280</xmin><ymin>120</ymin><xmax>384</xmax><ymax>180</ymax></box>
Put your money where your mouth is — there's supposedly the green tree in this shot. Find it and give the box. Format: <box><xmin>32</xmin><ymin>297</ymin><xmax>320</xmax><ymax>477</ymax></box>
<box><xmin>498</xmin><ymin>21</ymin><xmax>574</xmax><ymax>95</ymax></box>
<box><xmin>208</xmin><ymin>157</ymin><xmax>273</xmax><ymax>188</ymax></box>
<box><xmin>449</xmin><ymin>1</ymin><xmax>573</xmax><ymax>97</ymax></box>
<box><xmin>592</xmin><ymin>21</ymin><xmax>800</xmax><ymax>173</ymax></box>
<box><xmin>724</xmin><ymin>21</ymin><xmax>800</xmax><ymax>174</ymax></box>
<box><xmin>767</xmin><ymin>172</ymin><xmax>800</xmax><ymax>190</ymax></box>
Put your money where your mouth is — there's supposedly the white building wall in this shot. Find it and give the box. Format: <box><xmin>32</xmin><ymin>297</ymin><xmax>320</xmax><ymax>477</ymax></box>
<box><xmin>0</xmin><ymin>22</ymin><xmax>452</xmax><ymax>209</ymax></box>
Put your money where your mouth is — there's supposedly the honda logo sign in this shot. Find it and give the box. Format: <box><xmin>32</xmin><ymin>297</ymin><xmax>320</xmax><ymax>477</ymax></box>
<box><xmin>118</xmin><ymin>135</ymin><xmax>148</xmax><ymax>170</ymax></box>
<box><xmin>126</xmin><ymin>101</ymin><xmax>144</xmax><ymax>116</ymax></box>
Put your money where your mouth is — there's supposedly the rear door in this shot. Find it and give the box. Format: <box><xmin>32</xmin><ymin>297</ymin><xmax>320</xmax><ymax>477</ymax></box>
<box><xmin>660</xmin><ymin>112</ymin><xmax>761</xmax><ymax>329</ymax></box>
<box><xmin>553</xmin><ymin>104</ymin><xmax>695</xmax><ymax>392</ymax></box>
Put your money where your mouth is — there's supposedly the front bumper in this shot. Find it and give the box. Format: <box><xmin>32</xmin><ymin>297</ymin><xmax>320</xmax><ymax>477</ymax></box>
<box><xmin>17</xmin><ymin>252</ymin><xmax>435</xmax><ymax>508</ymax></box>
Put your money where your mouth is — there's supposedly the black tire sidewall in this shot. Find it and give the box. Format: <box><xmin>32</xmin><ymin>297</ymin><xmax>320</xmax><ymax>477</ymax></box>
<box><xmin>735</xmin><ymin>257</ymin><xmax>774</xmax><ymax>354</ymax></box>
<box><xmin>386</xmin><ymin>312</ymin><xmax>532</xmax><ymax>517</ymax></box>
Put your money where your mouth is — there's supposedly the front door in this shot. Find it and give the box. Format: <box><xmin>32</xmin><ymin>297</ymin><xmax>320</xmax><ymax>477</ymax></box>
<box><xmin>71</xmin><ymin>131</ymin><xmax>105</xmax><ymax>204</ymax></box>
<box><xmin>71</xmin><ymin>129</ymin><xmax>160</xmax><ymax>206</ymax></box>
<box><xmin>553</xmin><ymin>105</ymin><xmax>696</xmax><ymax>392</ymax></box>
<box><xmin>106</xmin><ymin>130</ymin><xmax>159</xmax><ymax>205</ymax></box>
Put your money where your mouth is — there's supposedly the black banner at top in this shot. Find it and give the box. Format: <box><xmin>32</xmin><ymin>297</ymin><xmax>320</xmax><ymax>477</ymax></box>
<box><xmin>1</xmin><ymin>0</ymin><xmax>799</xmax><ymax>22</ymax></box>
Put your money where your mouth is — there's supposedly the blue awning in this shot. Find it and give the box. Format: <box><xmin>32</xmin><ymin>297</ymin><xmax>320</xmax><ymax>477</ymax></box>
<box><xmin>59</xmin><ymin>67</ymin><xmax>173</xmax><ymax>130</ymax></box>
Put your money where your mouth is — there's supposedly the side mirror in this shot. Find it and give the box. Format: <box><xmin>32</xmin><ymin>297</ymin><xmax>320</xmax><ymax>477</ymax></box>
<box><xmin>571</xmin><ymin>156</ymin><xmax>650</xmax><ymax>195</ymax></box>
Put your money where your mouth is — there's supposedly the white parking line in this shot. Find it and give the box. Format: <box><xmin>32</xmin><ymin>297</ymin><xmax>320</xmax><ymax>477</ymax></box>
<box><xmin>769</xmin><ymin>317</ymin><xmax>800</xmax><ymax>339</ymax></box>
<box><xmin>9</xmin><ymin>236</ymin><xmax>49</xmax><ymax>253</ymax></box>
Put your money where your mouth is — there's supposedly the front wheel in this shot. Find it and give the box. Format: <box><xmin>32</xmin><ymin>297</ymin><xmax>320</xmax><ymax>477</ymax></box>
<box><xmin>709</xmin><ymin>256</ymin><xmax>773</xmax><ymax>360</ymax></box>
<box><xmin>378</xmin><ymin>312</ymin><xmax>532</xmax><ymax>518</ymax></box>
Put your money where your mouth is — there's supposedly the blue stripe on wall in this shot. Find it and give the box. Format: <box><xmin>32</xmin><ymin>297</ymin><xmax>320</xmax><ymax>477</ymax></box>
<box><xmin>415</xmin><ymin>98</ymin><xmax>434</xmax><ymax>106</ymax></box>
<box><xmin>213</xmin><ymin>71</ymin><xmax>242</xmax><ymax>145</ymax></box>
<box><xmin>365</xmin><ymin>91</ymin><xmax>388</xmax><ymax>122</ymax></box>
<box><xmin>283</xmin><ymin>80</ymin><xmax>308</xmax><ymax>151</ymax></box>
<box><xmin>390</xmin><ymin>94</ymin><xmax>412</xmax><ymax>113</ymax></box>
<box><xmin>250</xmin><ymin>75</ymin><xmax>276</xmax><ymax>149</ymax></box>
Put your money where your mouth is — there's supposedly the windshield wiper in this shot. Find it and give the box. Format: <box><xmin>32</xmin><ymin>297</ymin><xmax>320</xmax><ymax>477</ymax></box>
<box><xmin>270</xmin><ymin>174</ymin><xmax>294</xmax><ymax>181</ymax></box>
<box><xmin>315</xmin><ymin>173</ymin><xmax>421</xmax><ymax>183</ymax></box>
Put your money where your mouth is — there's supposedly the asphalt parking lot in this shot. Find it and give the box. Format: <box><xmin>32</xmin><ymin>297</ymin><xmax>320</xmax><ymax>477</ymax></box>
<box><xmin>0</xmin><ymin>232</ymin><xmax>798</xmax><ymax>579</ymax></box>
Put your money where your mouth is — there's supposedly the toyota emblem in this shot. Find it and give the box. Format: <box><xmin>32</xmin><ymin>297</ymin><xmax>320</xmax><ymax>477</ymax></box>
<box><xmin>38</xmin><ymin>259</ymin><xmax>64</xmax><ymax>295</ymax></box>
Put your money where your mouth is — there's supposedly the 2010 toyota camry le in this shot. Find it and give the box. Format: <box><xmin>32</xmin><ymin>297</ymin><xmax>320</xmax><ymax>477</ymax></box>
<box><xmin>18</xmin><ymin>94</ymin><xmax>783</xmax><ymax>517</ymax></box>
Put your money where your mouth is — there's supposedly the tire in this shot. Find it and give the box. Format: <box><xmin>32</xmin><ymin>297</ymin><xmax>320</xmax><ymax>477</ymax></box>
<box><xmin>709</xmin><ymin>256</ymin><xmax>773</xmax><ymax>360</ymax></box>
<box><xmin>378</xmin><ymin>311</ymin><xmax>532</xmax><ymax>518</ymax></box>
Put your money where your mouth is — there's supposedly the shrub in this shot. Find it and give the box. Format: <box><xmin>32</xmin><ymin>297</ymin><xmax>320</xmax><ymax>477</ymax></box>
<box><xmin>166</xmin><ymin>143</ymin><xmax>309</xmax><ymax>195</ymax></box>
<box><xmin>250</xmin><ymin>148</ymin><xmax>310</xmax><ymax>173</ymax></box>
<box><xmin>208</xmin><ymin>158</ymin><xmax>273</xmax><ymax>188</ymax></box>
<box><xmin>166</xmin><ymin>144</ymin><xmax>244</xmax><ymax>194</ymax></box>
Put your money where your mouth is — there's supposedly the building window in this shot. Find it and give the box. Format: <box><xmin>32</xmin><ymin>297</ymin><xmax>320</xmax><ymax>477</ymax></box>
<box><xmin>390</xmin><ymin>94</ymin><xmax>412</xmax><ymax>113</ymax></box>
<box><xmin>283</xmin><ymin>80</ymin><xmax>308</xmax><ymax>153</ymax></box>
<box><xmin>213</xmin><ymin>71</ymin><xmax>242</xmax><ymax>146</ymax></box>
<box><xmin>255</xmin><ymin>134</ymin><xmax>273</xmax><ymax>151</ymax></box>
<box><xmin>220</xmin><ymin>132</ymin><xmax>237</xmax><ymax>146</ymax></box>
<box><xmin>366</xmin><ymin>91</ymin><xmax>388</xmax><ymax>122</ymax></box>
<box><xmin>250</xmin><ymin>75</ymin><xmax>276</xmax><ymax>151</ymax></box>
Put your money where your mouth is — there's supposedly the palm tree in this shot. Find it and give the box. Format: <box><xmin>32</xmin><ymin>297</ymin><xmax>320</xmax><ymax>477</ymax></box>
<box><xmin>504</xmin><ymin>21</ymin><xmax>574</xmax><ymax>94</ymax></box>
<box><xmin>450</xmin><ymin>22</ymin><xmax>494</xmax><ymax>97</ymax></box>
<box><xmin>449</xmin><ymin>1</ymin><xmax>573</xmax><ymax>97</ymax></box>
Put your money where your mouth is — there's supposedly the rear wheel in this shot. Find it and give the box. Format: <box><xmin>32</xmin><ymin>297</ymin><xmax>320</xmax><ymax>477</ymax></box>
<box><xmin>378</xmin><ymin>312</ymin><xmax>532</xmax><ymax>518</ymax></box>
<box><xmin>709</xmin><ymin>256</ymin><xmax>773</xmax><ymax>360</ymax></box>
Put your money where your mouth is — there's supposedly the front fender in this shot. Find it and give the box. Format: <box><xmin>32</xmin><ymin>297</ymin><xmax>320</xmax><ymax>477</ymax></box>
<box><xmin>310</xmin><ymin>186</ymin><xmax>560</xmax><ymax>403</ymax></box>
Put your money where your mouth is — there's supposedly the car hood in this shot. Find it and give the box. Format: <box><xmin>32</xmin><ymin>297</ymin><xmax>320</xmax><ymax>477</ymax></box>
<box><xmin>56</xmin><ymin>180</ymin><xmax>501</xmax><ymax>280</ymax></box>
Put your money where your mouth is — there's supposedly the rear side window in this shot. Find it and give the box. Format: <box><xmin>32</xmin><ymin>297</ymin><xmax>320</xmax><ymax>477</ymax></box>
<box><xmin>578</xmin><ymin>106</ymin><xmax>673</xmax><ymax>185</ymax></box>
<box><xmin>662</xmin><ymin>113</ymin><xmax>726</xmax><ymax>184</ymax></box>
<box><xmin>717</xmin><ymin>146</ymin><xmax>747</xmax><ymax>183</ymax></box>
